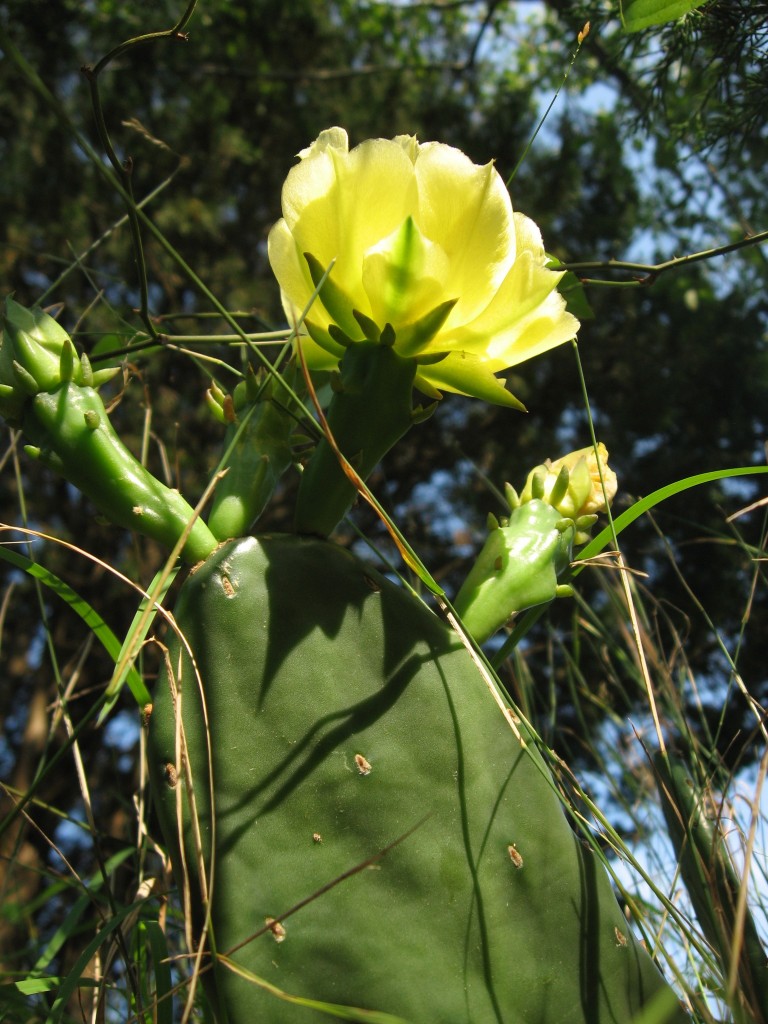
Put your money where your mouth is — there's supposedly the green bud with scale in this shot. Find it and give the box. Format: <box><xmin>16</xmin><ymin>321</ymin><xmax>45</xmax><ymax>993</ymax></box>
<box><xmin>0</xmin><ymin>297</ymin><xmax>119</xmax><ymax>422</ymax></box>
<box><xmin>1</xmin><ymin>298</ymin><xmax>218</xmax><ymax>564</ymax></box>
<box><xmin>453</xmin><ymin>445</ymin><xmax>616</xmax><ymax>643</ymax></box>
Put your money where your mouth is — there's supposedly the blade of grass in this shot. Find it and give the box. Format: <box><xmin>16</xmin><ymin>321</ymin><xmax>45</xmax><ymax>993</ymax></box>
<box><xmin>28</xmin><ymin>848</ymin><xmax>136</xmax><ymax>977</ymax></box>
<box><xmin>576</xmin><ymin>467</ymin><xmax>768</xmax><ymax>570</ymax></box>
<box><xmin>99</xmin><ymin>565</ymin><xmax>179</xmax><ymax>723</ymax></box>
<box><xmin>144</xmin><ymin>920</ymin><xmax>174</xmax><ymax>1024</ymax></box>
<box><xmin>218</xmin><ymin>956</ymin><xmax>411</xmax><ymax>1023</ymax></box>
<box><xmin>0</xmin><ymin>542</ymin><xmax>149</xmax><ymax>706</ymax></box>
<box><xmin>47</xmin><ymin>896</ymin><xmax>151</xmax><ymax>1023</ymax></box>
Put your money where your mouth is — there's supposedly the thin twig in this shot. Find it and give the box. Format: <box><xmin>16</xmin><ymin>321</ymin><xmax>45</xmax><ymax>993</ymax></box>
<box><xmin>564</xmin><ymin>229</ymin><xmax>768</xmax><ymax>285</ymax></box>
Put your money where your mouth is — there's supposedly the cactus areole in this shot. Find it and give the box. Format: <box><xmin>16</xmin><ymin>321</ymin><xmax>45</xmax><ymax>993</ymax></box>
<box><xmin>148</xmin><ymin>534</ymin><xmax>685</xmax><ymax>1023</ymax></box>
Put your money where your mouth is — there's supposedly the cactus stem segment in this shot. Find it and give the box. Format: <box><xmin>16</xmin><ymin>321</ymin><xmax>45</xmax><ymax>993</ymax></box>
<box><xmin>206</xmin><ymin>365</ymin><xmax>301</xmax><ymax>542</ymax></box>
<box><xmin>294</xmin><ymin>341</ymin><xmax>419</xmax><ymax>536</ymax></box>
<box><xmin>454</xmin><ymin>500</ymin><xmax>575</xmax><ymax>642</ymax></box>
<box><xmin>23</xmin><ymin>382</ymin><xmax>218</xmax><ymax>563</ymax></box>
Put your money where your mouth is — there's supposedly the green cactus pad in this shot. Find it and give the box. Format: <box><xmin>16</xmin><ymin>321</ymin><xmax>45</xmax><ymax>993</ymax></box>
<box><xmin>148</xmin><ymin>535</ymin><xmax>685</xmax><ymax>1023</ymax></box>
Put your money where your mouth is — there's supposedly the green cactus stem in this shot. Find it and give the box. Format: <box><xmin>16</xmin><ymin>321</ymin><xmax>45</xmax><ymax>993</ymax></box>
<box><xmin>294</xmin><ymin>340</ymin><xmax>431</xmax><ymax>537</ymax></box>
<box><xmin>207</xmin><ymin>366</ymin><xmax>300</xmax><ymax>542</ymax></box>
<box><xmin>148</xmin><ymin>534</ymin><xmax>687</xmax><ymax>1023</ymax></box>
<box><xmin>1</xmin><ymin>297</ymin><xmax>218</xmax><ymax>563</ymax></box>
<box><xmin>24</xmin><ymin>382</ymin><xmax>218</xmax><ymax>564</ymax></box>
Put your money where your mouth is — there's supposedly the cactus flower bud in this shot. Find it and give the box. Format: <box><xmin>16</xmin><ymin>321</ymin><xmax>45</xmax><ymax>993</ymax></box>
<box><xmin>1</xmin><ymin>299</ymin><xmax>79</xmax><ymax>421</ymax></box>
<box><xmin>454</xmin><ymin>445</ymin><xmax>617</xmax><ymax>642</ymax></box>
<box><xmin>520</xmin><ymin>443</ymin><xmax>617</xmax><ymax>519</ymax></box>
<box><xmin>2</xmin><ymin>297</ymin><xmax>77</xmax><ymax>388</ymax></box>
<box><xmin>1</xmin><ymin>297</ymin><xmax>119</xmax><ymax>423</ymax></box>
<box><xmin>453</xmin><ymin>500</ymin><xmax>573</xmax><ymax>643</ymax></box>
<box><xmin>1</xmin><ymin>298</ymin><xmax>217</xmax><ymax>564</ymax></box>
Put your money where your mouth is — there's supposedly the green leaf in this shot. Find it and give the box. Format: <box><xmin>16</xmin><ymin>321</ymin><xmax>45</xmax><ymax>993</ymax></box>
<box><xmin>546</xmin><ymin>257</ymin><xmax>594</xmax><ymax>321</ymax></box>
<box><xmin>304</xmin><ymin>252</ymin><xmax>362</xmax><ymax>339</ymax></box>
<box><xmin>417</xmin><ymin>351</ymin><xmax>526</xmax><ymax>410</ymax></box>
<box><xmin>31</xmin><ymin>849</ymin><xmax>135</xmax><ymax>975</ymax></box>
<box><xmin>619</xmin><ymin>0</ymin><xmax>708</xmax><ymax>33</ymax></box>
<box><xmin>48</xmin><ymin>901</ymin><xmax>145</xmax><ymax>1022</ymax></box>
<box><xmin>557</xmin><ymin>270</ymin><xmax>594</xmax><ymax>320</ymax></box>
<box><xmin>394</xmin><ymin>298</ymin><xmax>458</xmax><ymax>355</ymax></box>
<box><xmin>144</xmin><ymin>920</ymin><xmax>174</xmax><ymax>1024</ymax></box>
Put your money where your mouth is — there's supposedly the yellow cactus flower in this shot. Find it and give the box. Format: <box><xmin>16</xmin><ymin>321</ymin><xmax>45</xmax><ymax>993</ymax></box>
<box><xmin>268</xmin><ymin>127</ymin><xmax>579</xmax><ymax>407</ymax></box>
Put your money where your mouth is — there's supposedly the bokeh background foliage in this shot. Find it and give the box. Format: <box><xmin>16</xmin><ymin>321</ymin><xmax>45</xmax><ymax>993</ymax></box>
<box><xmin>1</xmin><ymin>0</ymin><xmax>767</xmax><ymax>1020</ymax></box>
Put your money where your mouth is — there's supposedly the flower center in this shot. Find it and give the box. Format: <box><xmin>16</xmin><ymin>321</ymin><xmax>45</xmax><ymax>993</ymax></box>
<box><xmin>362</xmin><ymin>216</ymin><xmax>449</xmax><ymax>328</ymax></box>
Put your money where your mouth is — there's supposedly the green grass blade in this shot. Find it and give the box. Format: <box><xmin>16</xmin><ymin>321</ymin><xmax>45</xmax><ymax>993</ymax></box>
<box><xmin>576</xmin><ymin>465</ymin><xmax>768</xmax><ymax>569</ymax></box>
<box><xmin>47</xmin><ymin>899</ymin><xmax>147</xmax><ymax>1022</ymax></box>
<box><xmin>30</xmin><ymin>849</ymin><xmax>135</xmax><ymax>976</ymax></box>
<box><xmin>14</xmin><ymin>976</ymin><xmax>61</xmax><ymax>995</ymax></box>
<box><xmin>98</xmin><ymin>565</ymin><xmax>179</xmax><ymax>723</ymax></box>
<box><xmin>144</xmin><ymin>920</ymin><xmax>173</xmax><ymax>1024</ymax></box>
<box><xmin>0</xmin><ymin>544</ymin><xmax>150</xmax><ymax>706</ymax></box>
<box><xmin>219</xmin><ymin>955</ymin><xmax>412</xmax><ymax>1023</ymax></box>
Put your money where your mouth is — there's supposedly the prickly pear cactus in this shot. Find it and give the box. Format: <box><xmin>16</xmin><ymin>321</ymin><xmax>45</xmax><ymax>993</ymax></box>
<box><xmin>148</xmin><ymin>535</ymin><xmax>685</xmax><ymax>1023</ymax></box>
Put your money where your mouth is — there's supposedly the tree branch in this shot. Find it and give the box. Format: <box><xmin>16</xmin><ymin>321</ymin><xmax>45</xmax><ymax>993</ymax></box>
<box><xmin>563</xmin><ymin>228</ymin><xmax>768</xmax><ymax>285</ymax></box>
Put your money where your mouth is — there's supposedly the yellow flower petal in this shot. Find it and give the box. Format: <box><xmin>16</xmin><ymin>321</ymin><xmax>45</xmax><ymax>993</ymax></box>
<box><xmin>519</xmin><ymin>443</ymin><xmax>617</xmax><ymax>517</ymax></box>
<box><xmin>414</xmin><ymin>145</ymin><xmax>516</xmax><ymax>320</ymax></box>
<box><xmin>267</xmin><ymin>218</ymin><xmax>316</xmax><ymax>326</ymax></box>
<box><xmin>440</xmin><ymin>214</ymin><xmax>578</xmax><ymax>367</ymax></box>
<box><xmin>283</xmin><ymin>135</ymin><xmax>418</xmax><ymax>314</ymax></box>
<box><xmin>296</xmin><ymin>125</ymin><xmax>349</xmax><ymax>161</ymax></box>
